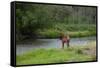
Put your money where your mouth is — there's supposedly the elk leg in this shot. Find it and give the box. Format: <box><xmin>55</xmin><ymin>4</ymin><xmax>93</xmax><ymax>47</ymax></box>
<box><xmin>62</xmin><ymin>42</ymin><xmax>64</xmax><ymax>49</ymax></box>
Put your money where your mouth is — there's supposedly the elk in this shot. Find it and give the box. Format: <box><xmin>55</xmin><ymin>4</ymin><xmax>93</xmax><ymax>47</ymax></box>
<box><xmin>60</xmin><ymin>33</ymin><xmax>70</xmax><ymax>49</ymax></box>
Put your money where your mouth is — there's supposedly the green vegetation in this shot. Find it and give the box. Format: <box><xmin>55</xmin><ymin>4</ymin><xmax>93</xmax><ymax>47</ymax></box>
<box><xmin>16</xmin><ymin>3</ymin><xmax>97</xmax><ymax>65</ymax></box>
<box><xmin>16</xmin><ymin>3</ymin><xmax>97</xmax><ymax>42</ymax></box>
<box><xmin>16</xmin><ymin>42</ymin><xmax>96</xmax><ymax>65</ymax></box>
<box><xmin>37</xmin><ymin>24</ymin><xmax>96</xmax><ymax>38</ymax></box>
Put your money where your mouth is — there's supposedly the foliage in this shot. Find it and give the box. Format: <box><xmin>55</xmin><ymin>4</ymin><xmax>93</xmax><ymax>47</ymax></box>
<box><xmin>16</xmin><ymin>3</ymin><xmax>97</xmax><ymax>42</ymax></box>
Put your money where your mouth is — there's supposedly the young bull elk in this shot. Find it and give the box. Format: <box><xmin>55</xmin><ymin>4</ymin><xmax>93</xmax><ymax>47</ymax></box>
<box><xmin>60</xmin><ymin>33</ymin><xmax>70</xmax><ymax>49</ymax></box>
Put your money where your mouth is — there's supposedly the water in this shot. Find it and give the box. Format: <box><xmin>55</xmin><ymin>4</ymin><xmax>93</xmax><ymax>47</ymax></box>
<box><xmin>16</xmin><ymin>36</ymin><xmax>96</xmax><ymax>55</ymax></box>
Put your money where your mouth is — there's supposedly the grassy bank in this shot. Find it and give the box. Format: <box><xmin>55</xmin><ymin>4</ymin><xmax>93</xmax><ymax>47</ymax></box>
<box><xmin>36</xmin><ymin>24</ymin><xmax>96</xmax><ymax>38</ymax></box>
<box><xmin>16</xmin><ymin>42</ymin><xmax>96</xmax><ymax>65</ymax></box>
<box><xmin>16</xmin><ymin>23</ymin><xmax>96</xmax><ymax>42</ymax></box>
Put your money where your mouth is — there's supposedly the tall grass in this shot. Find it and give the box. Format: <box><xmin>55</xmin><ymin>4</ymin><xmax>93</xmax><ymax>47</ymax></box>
<box><xmin>16</xmin><ymin>42</ymin><xmax>96</xmax><ymax>65</ymax></box>
<box><xmin>36</xmin><ymin>23</ymin><xmax>96</xmax><ymax>38</ymax></box>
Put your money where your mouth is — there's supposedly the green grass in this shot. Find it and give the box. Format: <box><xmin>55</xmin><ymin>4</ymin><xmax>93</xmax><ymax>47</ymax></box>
<box><xmin>16</xmin><ymin>42</ymin><xmax>96</xmax><ymax>65</ymax></box>
<box><xmin>37</xmin><ymin>29</ymin><xmax>96</xmax><ymax>38</ymax></box>
<box><xmin>16</xmin><ymin>23</ymin><xmax>96</xmax><ymax>42</ymax></box>
<box><xmin>36</xmin><ymin>24</ymin><xmax>96</xmax><ymax>38</ymax></box>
